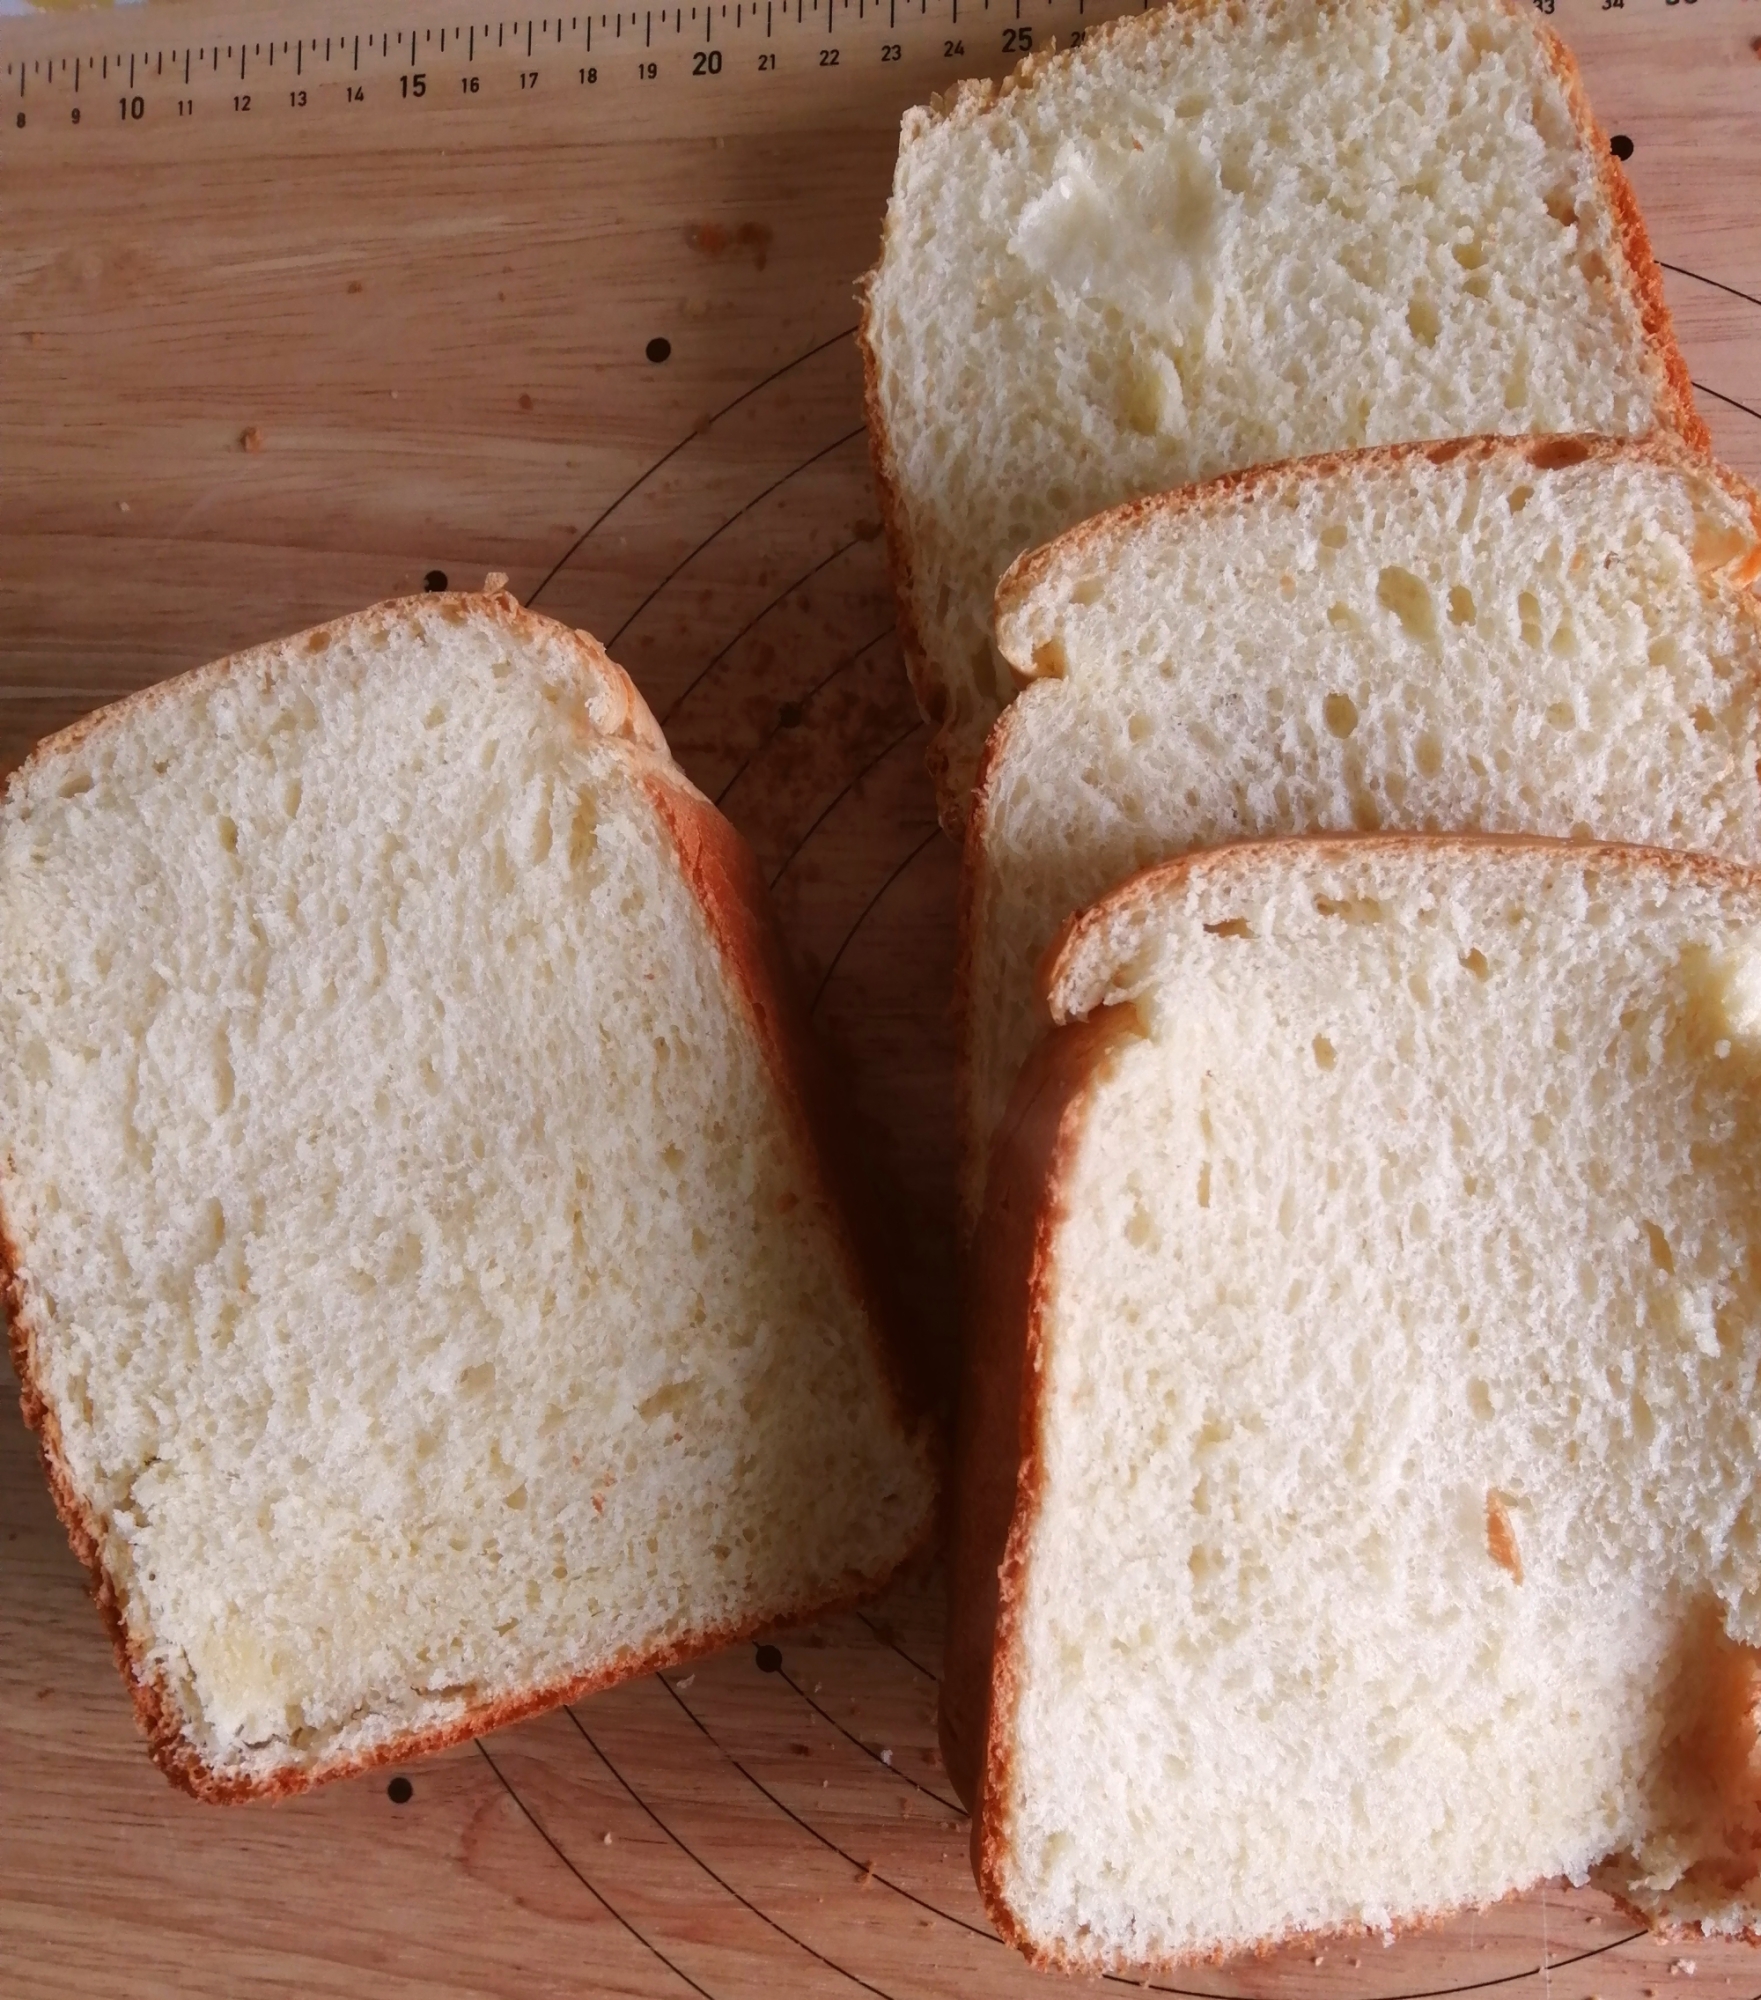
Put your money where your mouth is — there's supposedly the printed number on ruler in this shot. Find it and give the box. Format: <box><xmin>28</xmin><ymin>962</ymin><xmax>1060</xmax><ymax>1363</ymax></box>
<box><xmin>1</xmin><ymin>0</ymin><xmax>1150</xmax><ymax>128</ymax></box>
<box><xmin>0</xmin><ymin>0</ymin><xmax>1705</xmax><ymax>134</ymax></box>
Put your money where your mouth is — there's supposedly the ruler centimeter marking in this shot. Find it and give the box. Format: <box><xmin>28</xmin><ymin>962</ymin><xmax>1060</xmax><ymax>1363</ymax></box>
<box><xmin>0</xmin><ymin>0</ymin><xmax>1141</xmax><ymax>122</ymax></box>
<box><xmin>0</xmin><ymin>0</ymin><xmax>1712</xmax><ymax>135</ymax></box>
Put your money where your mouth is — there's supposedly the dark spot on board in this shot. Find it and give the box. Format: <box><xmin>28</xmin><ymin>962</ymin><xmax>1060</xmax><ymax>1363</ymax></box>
<box><xmin>684</xmin><ymin>220</ymin><xmax>775</xmax><ymax>272</ymax></box>
<box><xmin>852</xmin><ymin>518</ymin><xmax>884</xmax><ymax>542</ymax></box>
<box><xmin>387</xmin><ymin>1775</ymin><xmax>414</xmax><ymax>1803</ymax></box>
<box><xmin>778</xmin><ymin>702</ymin><xmax>805</xmax><ymax>729</ymax></box>
<box><xmin>646</xmin><ymin>337</ymin><xmax>672</xmax><ymax>365</ymax></box>
<box><xmin>423</xmin><ymin>570</ymin><xmax>448</xmax><ymax>592</ymax></box>
<box><xmin>756</xmin><ymin>1643</ymin><xmax>783</xmax><ymax>1673</ymax></box>
<box><xmin>518</xmin><ymin>393</ymin><xmax>533</xmax><ymax>411</ymax></box>
<box><xmin>1610</xmin><ymin>133</ymin><xmax>1634</xmax><ymax>161</ymax></box>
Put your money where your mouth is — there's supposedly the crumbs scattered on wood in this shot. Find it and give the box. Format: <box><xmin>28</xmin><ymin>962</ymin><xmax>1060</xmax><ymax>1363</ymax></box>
<box><xmin>683</xmin><ymin>219</ymin><xmax>773</xmax><ymax>271</ymax></box>
<box><xmin>1671</xmin><ymin>1962</ymin><xmax>1696</xmax><ymax>1978</ymax></box>
<box><xmin>240</xmin><ymin>427</ymin><xmax>264</xmax><ymax>453</ymax></box>
<box><xmin>857</xmin><ymin>1860</ymin><xmax>876</xmax><ymax>1888</ymax></box>
<box><xmin>673</xmin><ymin>1674</ymin><xmax>694</xmax><ymax>1691</ymax></box>
<box><xmin>879</xmin><ymin>1748</ymin><xmax>893</xmax><ymax>1765</ymax></box>
<box><xmin>347</xmin><ymin>280</ymin><xmax>363</xmax><ymax>294</ymax></box>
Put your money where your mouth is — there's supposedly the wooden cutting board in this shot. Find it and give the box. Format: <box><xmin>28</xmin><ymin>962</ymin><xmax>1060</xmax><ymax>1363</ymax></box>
<box><xmin>2</xmin><ymin>1</ymin><xmax>1759</xmax><ymax>1992</ymax></box>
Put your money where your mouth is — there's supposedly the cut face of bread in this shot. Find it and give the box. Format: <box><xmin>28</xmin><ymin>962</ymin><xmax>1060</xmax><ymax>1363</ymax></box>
<box><xmin>0</xmin><ymin>592</ymin><xmax>936</xmax><ymax>1799</ymax></box>
<box><xmin>959</xmin><ymin>437</ymin><xmax>1761</xmax><ymax>1226</ymax></box>
<box><xmin>861</xmin><ymin>0</ymin><xmax>1704</xmax><ymax>826</ymax></box>
<box><xmin>958</xmin><ymin>838</ymin><xmax>1761</xmax><ymax>1969</ymax></box>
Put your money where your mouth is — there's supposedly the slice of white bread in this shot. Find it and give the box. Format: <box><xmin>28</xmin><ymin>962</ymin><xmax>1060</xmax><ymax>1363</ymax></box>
<box><xmin>949</xmin><ymin>835</ymin><xmax>1761</xmax><ymax>1969</ymax></box>
<box><xmin>0</xmin><ymin>588</ymin><xmax>937</xmax><ymax>1800</ymax></box>
<box><xmin>861</xmin><ymin>0</ymin><xmax>1707</xmax><ymax>828</ymax></box>
<box><xmin>959</xmin><ymin>435</ymin><xmax>1761</xmax><ymax>1226</ymax></box>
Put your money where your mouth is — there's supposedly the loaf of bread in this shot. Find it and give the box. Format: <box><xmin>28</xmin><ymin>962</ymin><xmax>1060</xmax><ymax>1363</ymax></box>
<box><xmin>950</xmin><ymin>836</ymin><xmax>1761</xmax><ymax>1968</ymax></box>
<box><xmin>0</xmin><ymin>589</ymin><xmax>937</xmax><ymax>1800</ymax></box>
<box><xmin>862</xmin><ymin>0</ymin><xmax>1705</xmax><ymax>828</ymax></box>
<box><xmin>957</xmin><ymin>436</ymin><xmax>1761</xmax><ymax>1224</ymax></box>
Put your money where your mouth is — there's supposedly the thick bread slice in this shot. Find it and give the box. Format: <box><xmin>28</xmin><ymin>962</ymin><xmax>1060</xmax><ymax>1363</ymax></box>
<box><xmin>958</xmin><ymin>435</ymin><xmax>1761</xmax><ymax>1227</ymax></box>
<box><xmin>861</xmin><ymin>0</ymin><xmax>1706</xmax><ymax>829</ymax></box>
<box><xmin>0</xmin><ymin>589</ymin><xmax>937</xmax><ymax>1800</ymax></box>
<box><xmin>952</xmin><ymin>836</ymin><xmax>1761</xmax><ymax>1969</ymax></box>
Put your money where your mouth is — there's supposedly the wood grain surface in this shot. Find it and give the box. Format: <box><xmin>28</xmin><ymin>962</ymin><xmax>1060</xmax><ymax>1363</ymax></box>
<box><xmin>3</xmin><ymin>0</ymin><xmax>1761</xmax><ymax>1993</ymax></box>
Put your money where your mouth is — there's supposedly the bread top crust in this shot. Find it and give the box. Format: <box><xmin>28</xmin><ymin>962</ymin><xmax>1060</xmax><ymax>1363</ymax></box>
<box><xmin>992</xmin><ymin>433</ymin><xmax>1761</xmax><ymax>664</ymax></box>
<box><xmin>861</xmin><ymin>0</ymin><xmax>1710</xmax><ymax>830</ymax></box>
<box><xmin>0</xmin><ymin>590</ymin><xmax>935</xmax><ymax>1800</ymax></box>
<box><xmin>4</xmin><ymin>589</ymin><xmax>670</xmax><ymax>798</ymax></box>
<box><xmin>943</xmin><ymin>1004</ymin><xmax>1143</xmax><ymax>1813</ymax></box>
<box><xmin>1042</xmin><ymin>832</ymin><xmax>1761</xmax><ymax>1030</ymax></box>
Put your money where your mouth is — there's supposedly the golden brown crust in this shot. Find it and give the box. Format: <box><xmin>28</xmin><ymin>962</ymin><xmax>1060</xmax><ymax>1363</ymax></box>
<box><xmin>995</xmin><ymin>431</ymin><xmax>1761</xmax><ymax>654</ymax></box>
<box><xmin>1530</xmin><ymin>14</ymin><xmax>1710</xmax><ymax>454</ymax></box>
<box><xmin>2</xmin><ymin>590</ymin><xmax>935</xmax><ymax>1803</ymax></box>
<box><xmin>944</xmin><ymin>1008</ymin><xmax>1142</xmax><ymax>1823</ymax></box>
<box><xmin>640</xmin><ymin>769</ymin><xmax>942</xmax><ymax>1467</ymax></box>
